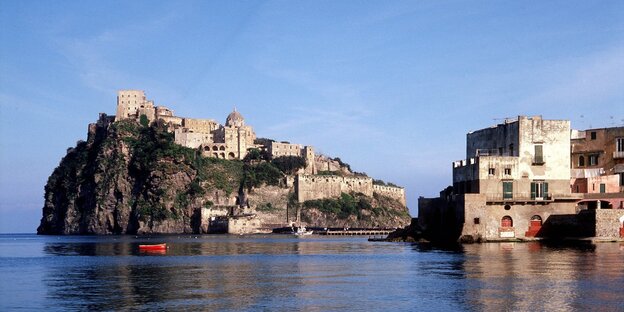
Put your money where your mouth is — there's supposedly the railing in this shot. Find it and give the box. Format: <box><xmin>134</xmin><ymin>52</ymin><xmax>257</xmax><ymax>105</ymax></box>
<box><xmin>486</xmin><ymin>193</ymin><xmax>583</xmax><ymax>202</ymax></box>
<box><xmin>614</xmin><ymin>151</ymin><xmax>624</xmax><ymax>159</ymax></box>
<box><xmin>475</xmin><ymin>149</ymin><xmax>513</xmax><ymax>157</ymax></box>
<box><xmin>486</xmin><ymin>193</ymin><xmax>552</xmax><ymax>202</ymax></box>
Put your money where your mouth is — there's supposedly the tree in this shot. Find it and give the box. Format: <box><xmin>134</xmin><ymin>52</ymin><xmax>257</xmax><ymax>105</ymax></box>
<box><xmin>271</xmin><ymin>156</ymin><xmax>306</xmax><ymax>175</ymax></box>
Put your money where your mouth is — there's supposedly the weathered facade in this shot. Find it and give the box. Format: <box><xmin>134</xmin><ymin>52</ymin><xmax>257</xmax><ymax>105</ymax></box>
<box><xmin>570</xmin><ymin>127</ymin><xmax>624</xmax><ymax>206</ymax></box>
<box><xmin>419</xmin><ymin>116</ymin><xmax>624</xmax><ymax>242</ymax></box>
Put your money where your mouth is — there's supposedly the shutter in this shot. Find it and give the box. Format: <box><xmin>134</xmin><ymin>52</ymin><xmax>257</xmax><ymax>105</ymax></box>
<box><xmin>543</xmin><ymin>182</ymin><xmax>549</xmax><ymax>199</ymax></box>
<box><xmin>531</xmin><ymin>182</ymin><xmax>536</xmax><ymax>199</ymax></box>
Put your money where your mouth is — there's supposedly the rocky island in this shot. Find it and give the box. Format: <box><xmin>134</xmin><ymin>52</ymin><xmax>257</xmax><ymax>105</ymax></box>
<box><xmin>37</xmin><ymin>90</ymin><xmax>410</xmax><ymax>235</ymax></box>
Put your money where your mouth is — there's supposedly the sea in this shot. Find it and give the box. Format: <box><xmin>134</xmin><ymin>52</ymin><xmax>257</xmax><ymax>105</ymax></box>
<box><xmin>0</xmin><ymin>234</ymin><xmax>622</xmax><ymax>311</ymax></box>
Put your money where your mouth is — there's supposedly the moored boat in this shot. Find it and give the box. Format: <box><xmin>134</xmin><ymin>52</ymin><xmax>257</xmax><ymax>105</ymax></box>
<box><xmin>139</xmin><ymin>243</ymin><xmax>167</xmax><ymax>251</ymax></box>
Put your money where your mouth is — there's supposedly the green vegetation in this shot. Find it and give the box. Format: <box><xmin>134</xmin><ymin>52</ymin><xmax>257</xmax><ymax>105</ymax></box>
<box><xmin>242</xmin><ymin>162</ymin><xmax>283</xmax><ymax>189</ymax></box>
<box><xmin>256</xmin><ymin>202</ymin><xmax>279</xmax><ymax>212</ymax></box>
<box><xmin>271</xmin><ymin>156</ymin><xmax>306</xmax><ymax>175</ymax></box>
<box><xmin>317</xmin><ymin>170</ymin><xmax>340</xmax><ymax>176</ymax></box>
<box><xmin>139</xmin><ymin>114</ymin><xmax>149</xmax><ymax>127</ymax></box>
<box><xmin>302</xmin><ymin>193</ymin><xmax>373</xmax><ymax>219</ymax></box>
<box><xmin>333</xmin><ymin>157</ymin><xmax>351</xmax><ymax>172</ymax></box>
<box><xmin>373</xmin><ymin>179</ymin><xmax>399</xmax><ymax>187</ymax></box>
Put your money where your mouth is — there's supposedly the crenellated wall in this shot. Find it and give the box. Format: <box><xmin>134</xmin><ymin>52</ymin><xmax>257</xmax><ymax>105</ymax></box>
<box><xmin>296</xmin><ymin>174</ymin><xmax>373</xmax><ymax>202</ymax></box>
<box><xmin>373</xmin><ymin>184</ymin><xmax>406</xmax><ymax>205</ymax></box>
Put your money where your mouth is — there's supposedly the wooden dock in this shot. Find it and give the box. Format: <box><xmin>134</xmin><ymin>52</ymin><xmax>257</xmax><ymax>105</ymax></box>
<box><xmin>316</xmin><ymin>229</ymin><xmax>393</xmax><ymax>236</ymax></box>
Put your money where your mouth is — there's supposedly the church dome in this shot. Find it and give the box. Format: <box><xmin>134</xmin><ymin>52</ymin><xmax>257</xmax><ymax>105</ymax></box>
<box><xmin>225</xmin><ymin>109</ymin><xmax>244</xmax><ymax>127</ymax></box>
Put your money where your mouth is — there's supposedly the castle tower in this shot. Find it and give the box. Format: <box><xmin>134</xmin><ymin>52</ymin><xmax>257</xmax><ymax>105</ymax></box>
<box><xmin>116</xmin><ymin>90</ymin><xmax>148</xmax><ymax>120</ymax></box>
<box><xmin>222</xmin><ymin>108</ymin><xmax>256</xmax><ymax>159</ymax></box>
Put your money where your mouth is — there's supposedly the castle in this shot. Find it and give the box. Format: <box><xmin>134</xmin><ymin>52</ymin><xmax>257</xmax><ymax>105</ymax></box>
<box><xmin>113</xmin><ymin>89</ymin><xmax>318</xmax><ymax>172</ymax></box>
<box><xmin>109</xmin><ymin>89</ymin><xmax>406</xmax><ymax>209</ymax></box>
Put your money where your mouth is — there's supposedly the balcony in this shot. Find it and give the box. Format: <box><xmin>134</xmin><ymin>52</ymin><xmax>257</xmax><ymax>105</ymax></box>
<box><xmin>614</xmin><ymin>151</ymin><xmax>624</xmax><ymax>159</ymax></box>
<box><xmin>486</xmin><ymin>193</ymin><xmax>582</xmax><ymax>203</ymax></box>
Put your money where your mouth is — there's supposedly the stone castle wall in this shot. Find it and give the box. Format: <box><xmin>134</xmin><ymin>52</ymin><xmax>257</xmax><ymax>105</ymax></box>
<box><xmin>296</xmin><ymin>174</ymin><xmax>373</xmax><ymax>202</ymax></box>
<box><xmin>373</xmin><ymin>185</ymin><xmax>406</xmax><ymax>205</ymax></box>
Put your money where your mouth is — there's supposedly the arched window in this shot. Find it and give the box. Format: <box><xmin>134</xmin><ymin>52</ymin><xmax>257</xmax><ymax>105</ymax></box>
<box><xmin>501</xmin><ymin>216</ymin><xmax>513</xmax><ymax>227</ymax></box>
<box><xmin>578</xmin><ymin>155</ymin><xmax>585</xmax><ymax>167</ymax></box>
<box><xmin>220</xmin><ymin>146</ymin><xmax>225</xmax><ymax>151</ymax></box>
<box><xmin>212</xmin><ymin>146</ymin><xmax>218</xmax><ymax>151</ymax></box>
<box><xmin>530</xmin><ymin>215</ymin><xmax>542</xmax><ymax>226</ymax></box>
<box><xmin>228</xmin><ymin>152</ymin><xmax>236</xmax><ymax>160</ymax></box>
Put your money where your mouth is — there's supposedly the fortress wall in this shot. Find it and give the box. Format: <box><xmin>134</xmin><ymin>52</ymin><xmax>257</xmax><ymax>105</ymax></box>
<box><xmin>373</xmin><ymin>185</ymin><xmax>407</xmax><ymax>206</ymax></box>
<box><xmin>296</xmin><ymin>174</ymin><xmax>373</xmax><ymax>202</ymax></box>
<box><xmin>270</xmin><ymin>142</ymin><xmax>303</xmax><ymax>158</ymax></box>
<box><xmin>159</xmin><ymin>115</ymin><xmax>183</xmax><ymax>127</ymax></box>
<box><xmin>183</xmin><ymin>118</ymin><xmax>220</xmax><ymax>133</ymax></box>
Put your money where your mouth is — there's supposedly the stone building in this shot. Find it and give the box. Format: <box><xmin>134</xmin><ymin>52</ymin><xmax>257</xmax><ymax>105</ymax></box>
<box><xmin>115</xmin><ymin>90</ymin><xmax>181</xmax><ymax>125</ymax></box>
<box><xmin>420</xmin><ymin>116</ymin><xmax>581</xmax><ymax>241</ymax></box>
<box><xmin>571</xmin><ymin>127</ymin><xmax>624</xmax><ymax>194</ymax></box>
<box><xmin>268</xmin><ymin>142</ymin><xmax>317</xmax><ymax>174</ymax></box>
<box><xmin>419</xmin><ymin>116</ymin><xmax>624</xmax><ymax>242</ymax></box>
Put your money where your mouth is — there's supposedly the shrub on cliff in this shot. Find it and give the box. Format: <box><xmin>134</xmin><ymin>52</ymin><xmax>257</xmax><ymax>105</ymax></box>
<box><xmin>302</xmin><ymin>192</ymin><xmax>372</xmax><ymax>219</ymax></box>
<box><xmin>242</xmin><ymin>162</ymin><xmax>283</xmax><ymax>189</ymax></box>
<box><xmin>271</xmin><ymin>156</ymin><xmax>306</xmax><ymax>175</ymax></box>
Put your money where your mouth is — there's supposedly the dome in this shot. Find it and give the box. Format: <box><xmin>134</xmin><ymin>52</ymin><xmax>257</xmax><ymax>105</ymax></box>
<box><xmin>225</xmin><ymin>108</ymin><xmax>245</xmax><ymax>127</ymax></box>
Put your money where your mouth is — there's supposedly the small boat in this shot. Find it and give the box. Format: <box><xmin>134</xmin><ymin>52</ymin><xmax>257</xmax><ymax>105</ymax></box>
<box><xmin>139</xmin><ymin>243</ymin><xmax>167</xmax><ymax>251</ymax></box>
<box><xmin>293</xmin><ymin>226</ymin><xmax>314</xmax><ymax>236</ymax></box>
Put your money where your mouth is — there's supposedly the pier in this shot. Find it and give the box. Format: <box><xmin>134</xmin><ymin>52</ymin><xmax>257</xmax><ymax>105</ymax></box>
<box><xmin>315</xmin><ymin>229</ymin><xmax>394</xmax><ymax>236</ymax></box>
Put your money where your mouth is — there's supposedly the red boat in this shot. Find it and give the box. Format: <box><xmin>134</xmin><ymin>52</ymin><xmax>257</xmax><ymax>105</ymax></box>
<box><xmin>139</xmin><ymin>243</ymin><xmax>167</xmax><ymax>251</ymax></box>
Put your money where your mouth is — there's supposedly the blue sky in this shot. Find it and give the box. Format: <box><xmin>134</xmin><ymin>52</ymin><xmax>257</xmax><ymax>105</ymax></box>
<box><xmin>1</xmin><ymin>1</ymin><xmax>623</xmax><ymax>233</ymax></box>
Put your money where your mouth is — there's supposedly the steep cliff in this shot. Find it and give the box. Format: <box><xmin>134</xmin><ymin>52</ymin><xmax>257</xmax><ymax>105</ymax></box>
<box><xmin>38</xmin><ymin>119</ymin><xmax>411</xmax><ymax>234</ymax></box>
<box><xmin>37</xmin><ymin>120</ymin><xmax>243</xmax><ymax>234</ymax></box>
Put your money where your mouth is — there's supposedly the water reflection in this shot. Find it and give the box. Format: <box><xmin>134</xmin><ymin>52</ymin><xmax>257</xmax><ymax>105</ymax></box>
<box><xmin>461</xmin><ymin>242</ymin><xmax>623</xmax><ymax>311</ymax></box>
<box><xmin>1</xmin><ymin>235</ymin><xmax>622</xmax><ymax>311</ymax></box>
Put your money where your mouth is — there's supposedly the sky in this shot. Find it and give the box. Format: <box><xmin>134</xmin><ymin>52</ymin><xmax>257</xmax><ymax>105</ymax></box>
<box><xmin>1</xmin><ymin>1</ymin><xmax>623</xmax><ymax>233</ymax></box>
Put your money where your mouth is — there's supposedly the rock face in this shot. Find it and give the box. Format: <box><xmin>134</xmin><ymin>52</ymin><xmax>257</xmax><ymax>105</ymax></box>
<box><xmin>38</xmin><ymin>119</ymin><xmax>411</xmax><ymax>235</ymax></box>
<box><xmin>37</xmin><ymin>120</ymin><xmax>242</xmax><ymax>235</ymax></box>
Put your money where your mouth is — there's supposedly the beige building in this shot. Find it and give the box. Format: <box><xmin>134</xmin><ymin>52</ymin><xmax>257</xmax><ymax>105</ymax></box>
<box><xmin>421</xmin><ymin>116</ymin><xmax>583</xmax><ymax>241</ymax></box>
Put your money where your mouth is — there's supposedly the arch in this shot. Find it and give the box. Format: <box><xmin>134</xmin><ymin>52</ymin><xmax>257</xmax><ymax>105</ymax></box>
<box><xmin>213</xmin><ymin>152</ymin><xmax>218</xmax><ymax>158</ymax></box>
<box><xmin>526</xmin><ymin>215</ymin><xmax>543</xmax><ymax>237</ymax></box>
<box><xmin>220</xmin><ymin>146</ymin><xmax>226</xmax><ymax>151</ymax></box>
<box><xmin>228</xmin><ymin>152</ymin><xmax>236</xmax><ymax>160</ymax></box>
<box><xmin>220</xmin><ymin>152</ymin><xmax>225</xmax><ymax>159</ymax></box>
<box><xmin>212</xmin><ymin>146</ymin><xmax>218</xmax><ymax>151</ymax></box>
<box><xmin>578</xmin><ymin>155</ymin><xmax>585</xmax><ymax>167</ymax></box>
<box><xmin>501</xmin><ymin>216</ymin><xmax>513</xmax><ymax>227</ymax></box>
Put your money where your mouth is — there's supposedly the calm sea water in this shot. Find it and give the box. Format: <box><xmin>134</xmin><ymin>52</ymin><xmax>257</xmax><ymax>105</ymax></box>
<box><xmin>0</xmin><ymin>234</ymin><xmax>622</xmax><ymax>311</ymax></box>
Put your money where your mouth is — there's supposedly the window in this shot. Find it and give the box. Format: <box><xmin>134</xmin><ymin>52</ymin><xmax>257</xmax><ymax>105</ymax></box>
<box><xmin>504</xmin><ymin>168</ymin><xmax>511</xmax><ymax>175</ymax></box>
<box><xmin>534</xmin><ymin>145</ymin><xmax>544</xmax><ymax>164</ymax></box>
<box><xmin>590</xmin><ymin>131</ymin><xmax>597</xmax><ymax>140</ymax></box>
<box><xmin>600</xmin><ymin>183</ymin><xmax>606</xmax><ymax>193</ymax></box>
<box><xmin>488</xmin><ymin>168</ymin><xmax>495</xmax><ymax>176</ymax></box>
<box><xmin>509</xmin><ymin>144</ymin><xmax>514</xmax><ymax>156</ymax></box>
<box><xmin>578</xmin><ymin>155</ymin><xmax>585</xmax><ymax>167</ymax></box>
<box><xmin>589</xmin><ymin>154</ymin><xmax>599</xmax><ymax>166</ymax></box>
<box><xmin>503</xmin><ymin>181</ymin><xmax>513</xmax><ymax>199</ymax></box>
<box><xmin>474</xmin><ymin>218</ymin><xmax>480</xmax><ymax>225</ymax></box>
<box><xmin>531</xmin><ymin>181</ymin><xmax>549</xmax><ymax>200</ymax></box>
<box><xmin>620</xmin><ymin>173</ymin><xmax>624</xmax><ymax>187</ymax></box>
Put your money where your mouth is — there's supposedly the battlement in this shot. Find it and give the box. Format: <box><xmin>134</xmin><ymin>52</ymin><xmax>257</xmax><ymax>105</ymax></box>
<box><xmin>296</xmin><ymin>174</ymin><xmax>373</xmax><ymax>202</ymax></box>
<box><xmin>373</xmin><ymin>184</ymin><xmax>406</xmax><ymax>205</ymax></box>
